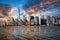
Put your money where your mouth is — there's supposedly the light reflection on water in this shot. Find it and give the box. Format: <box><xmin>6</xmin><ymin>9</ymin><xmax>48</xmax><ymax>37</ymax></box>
<box><xmin>0</xmin><ymin>26</ymin><xmax>60</xmax><ymax>40</ymax></box>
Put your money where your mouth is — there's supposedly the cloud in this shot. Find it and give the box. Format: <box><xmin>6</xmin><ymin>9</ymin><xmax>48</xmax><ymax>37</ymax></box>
<box><xmin>43</xmin><ymin>0</ymin><xmax>58</xmax><ymax>4</ymax></box>
<box><xmin>25</xmin><ymin>6</ymin><xmax>38</xmax><ymax>13</ymax></box>
<box><xmin>24</xmin><ymin>0</ymin><xmax>59</xmax><ymax>14</ymax></box>
<box><xmin>0</xmin><ymin>4</ymin><xmax>14</xmax><ymax>18</ymax></box>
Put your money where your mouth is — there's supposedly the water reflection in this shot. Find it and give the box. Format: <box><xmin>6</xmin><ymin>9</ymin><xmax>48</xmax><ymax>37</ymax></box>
<box><xmin>0</xmin><ymin>26</ymin><xmax>60</xmax><ymax>40</ymax></box>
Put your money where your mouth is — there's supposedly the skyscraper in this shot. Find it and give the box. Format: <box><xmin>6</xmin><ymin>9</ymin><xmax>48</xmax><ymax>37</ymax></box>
<box><xmin>46</xmin><ymin>16</ymin><xmax>53</xmax><ymax>26</ymax></box>
<box><xmin>35</xmin><ymin>16</ymin><xmax>39</xmax><ymax>26</ymax></box>
<box><xmin>52</xmin><ymin>16</ymin><xmax>58</xmax><ymax>25</ymax></box>
<box><xmin>18</xmin><ymin>7</ymin><xmax>20</xmax><ymax>19</ymax></box>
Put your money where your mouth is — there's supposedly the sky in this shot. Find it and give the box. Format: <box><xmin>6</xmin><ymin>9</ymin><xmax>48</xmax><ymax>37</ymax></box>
<box><xmin>0</xmin><ymin>0</ymin><xmax>60</xmax><ymax>18</ymax></box>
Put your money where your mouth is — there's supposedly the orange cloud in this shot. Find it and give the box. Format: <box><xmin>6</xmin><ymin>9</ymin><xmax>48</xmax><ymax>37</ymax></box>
<box><xmin>26</xmin><ymin>0</ymin><xmax>59</xmax><ymax>15</ymax></box>
<box><xmin>25</xmin><ymin>6</ymin><xmax>38</xmax><ymax>13</ymax></box>
<box><xmin>7</xmin><ymin>7</ymin><xmax>15</xmax><ymax>17</ymax></box>
<box><xmin>44</xmin><ymin>0</ymin><xmax>58</xmax><ymax>5</ymax></box>
<box><xmin>0</xmin><ymin>4</ymin><xmax>14</xmax><ymax>18</ymax></box>
<box><xmin>39</xmin><ymin>0</ymin><xmax>59</xmax><ymax>7</ymax></box>
<box><xmin>39</xmin><ymin>2</ymin><xmax>44</xmax><ymax>7</ymax></box>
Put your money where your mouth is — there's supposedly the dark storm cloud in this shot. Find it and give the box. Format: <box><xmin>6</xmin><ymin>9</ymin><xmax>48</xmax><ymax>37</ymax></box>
<box><xmin>24</xmin><ymin>0</ymin><xmax>41</xmax><ymax>9</ymax></box>
<box><xmin>24</xmin><ymin>0</ymin><xmax>59</xmax><ymax>13</ymax></box>
<box><xmin>0</xmin><ymin>4</ymin><xmax>13</xmax><ymax>17</ymax></box>
<box><xmin>24</xmin><ymin>0</ymin><xmax>59</xmax><ymax>9</ymax></box>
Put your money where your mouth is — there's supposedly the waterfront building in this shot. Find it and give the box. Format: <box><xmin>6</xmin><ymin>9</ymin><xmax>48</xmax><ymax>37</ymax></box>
<box><xmin>57</xmin><ymin>18</ymin><xmax>60</xmax><ymax>24</ymax></box>
<box><xmin>35</xmin><ymin>16</ymin><xmax>39</xmax><ymax>26</ymax></box>
<box><xmin>52</xmin><ymin>16</ymin><xmax>58</xmax><ymax>25</ymax></box>
<box><xmin>30</xmin><ymin>16</ymin><xmax>35</xmax><ymax>26</ymax></box>
<box><xmin>57</xmin><ymin>15</ymin><xmax>60</xmax><ymax>24</ymax></box>
<box><xmin>0</xmin><ymin>17</ymin><xmax>9</xmax><ymax>26</ymax></box>
<box><xmin>26</xmin><ymin>14</ymin><xmax>29</xmax><ymax>21</ymax></box>
<box><xmin>46</xmin><ymin>16</ymin><xmax>53</xmax><ymax>26</ymax></box>
<box><xmin>40</xmin><ymin>15</ymin><xmax>47</xmax><ymax>25</ymax></box>
<box><xmin>39</xmin><ymin>16</ymin><xmax>41</xmax><ymax>25</ymax></box>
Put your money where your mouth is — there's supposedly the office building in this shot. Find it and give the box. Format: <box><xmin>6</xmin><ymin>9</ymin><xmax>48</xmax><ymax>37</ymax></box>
<box><xmin>35</xmin><ymin>16</ymin><xmax>39</xmax><ymax>26</ymax></box>
<box><xmin>40</xmin><ymin>15</ymin><xmax>47</xmax><ymax>25</ymax></box>
<box><xmin>30</xmin><ymin>16</ymin><xmax>35</xmax><ymax>26</ymax></box>
<box><xmin>46</xmin><ymin>16</ymin><xmax>53</xmax><ymax>26</ymax></box>
<box><xmin>52</xmin><ymin>16</ymin><xmax>58</xmax><ymax>25</ymax></box>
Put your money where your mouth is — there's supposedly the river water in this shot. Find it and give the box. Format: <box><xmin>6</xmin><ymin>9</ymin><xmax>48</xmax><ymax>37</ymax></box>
<box><xmin>0</xmin><ymin>26</ymin><xmax>60</xmax><ymax>40</ymax></box>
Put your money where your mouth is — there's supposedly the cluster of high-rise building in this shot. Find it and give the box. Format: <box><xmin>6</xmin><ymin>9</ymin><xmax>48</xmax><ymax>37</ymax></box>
<box><xmin>0</xmin><ymin>14</ymin><xmax>60</xmax><ymax>26</ymax></box>
<box><xmin>19</xmin><ymin>13</ymin><xmax>60</xmax><ymax>26</ymax></box>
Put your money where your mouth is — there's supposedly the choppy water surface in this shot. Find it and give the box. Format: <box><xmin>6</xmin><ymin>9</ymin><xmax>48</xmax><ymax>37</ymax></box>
<box><xmin>0</xmin><ymin>26</ymin><xmax>60</xmax><ymax>40</ymax></box>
